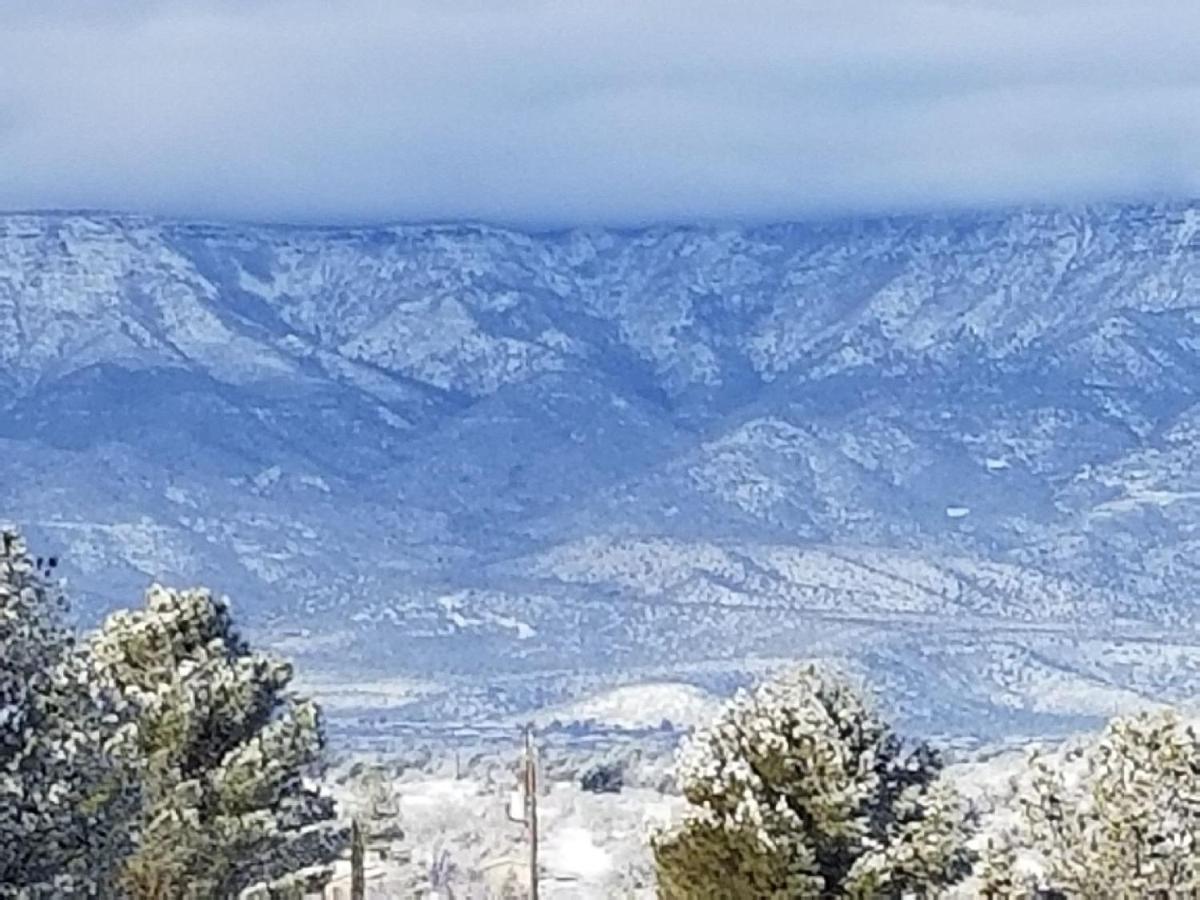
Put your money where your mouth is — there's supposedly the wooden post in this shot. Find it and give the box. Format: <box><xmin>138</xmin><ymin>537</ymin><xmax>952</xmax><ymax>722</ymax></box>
<box><xmin>525</xmin><ymin>725</ymin><xmax>539</xmax><ymax>900</ymax></box>
<box><xmin>506</xmin><ymin>726</ymin><xmax>540</xmax><ymax>900</ymax></box>
<box><xmin>350</xmin><ymin>818</ymin><xmax>365</xmax><ymax>900</ymax></box>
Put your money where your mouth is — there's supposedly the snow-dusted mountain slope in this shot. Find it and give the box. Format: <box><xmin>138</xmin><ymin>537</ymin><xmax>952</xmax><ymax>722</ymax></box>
<box><xmin>6</xmin><ymin>203</ymin><xmax>1200</xmax><ymax>738</ymax></box>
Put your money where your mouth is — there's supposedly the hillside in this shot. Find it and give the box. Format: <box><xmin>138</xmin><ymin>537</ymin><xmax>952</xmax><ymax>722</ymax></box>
<box><xmin>5</xmin><ymin>203</ymin><xmax>1200</xmax><ymax>738</ymax></box>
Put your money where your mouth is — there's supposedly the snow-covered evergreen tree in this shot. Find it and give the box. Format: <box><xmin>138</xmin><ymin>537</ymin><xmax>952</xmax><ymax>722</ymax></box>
<box><xmin>981</xmin><ymin>709</ymin><xmax>1200</xmax><ymax>897</ymax></box>
<box><xmin>652</xmin><ymin>665</ymin><xmax>974</xmax><ymax>898</ymax></box>
<box><xmin>357</xmin><ymin>766</ymin><xmax>406</xmax><ymax>858</ymax></box>
<box><xmin>88</xmin><ymin>584</ymin><xmax>347</xmax><ymax>899</ymax></box>
<box><xmin>0</xmin><ymin>529</ymin><xmax>138</xmax><ymax>898</ymax></box>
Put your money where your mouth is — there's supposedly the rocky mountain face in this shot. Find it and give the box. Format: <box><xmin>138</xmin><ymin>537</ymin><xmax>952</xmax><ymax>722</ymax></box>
<box><xmin>4</xmin><ymin>203</ymin><xmax>1200</xmax><ymax>740</ymax></box>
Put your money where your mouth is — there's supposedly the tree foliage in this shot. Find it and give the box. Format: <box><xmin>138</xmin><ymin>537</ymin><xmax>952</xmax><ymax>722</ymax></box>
<box><xmin>580</xmin><ymin>760</ymin><xmax>625</xmax><ymax>794</ymax></box>
<box><xmin>0</xmin><ymin>526</ymin><xmax>348</xmax><ymax>898</ymax></box>
<box><xmin>652</xmin><ymin>665</ymin><xmax>975</xmax><ymax>899</ymax></box>
<box><xmin>982</xmin><ymin>709</ymin><xmax>1200</xmax><ymax>898</ymax></box>
<box><xmin>88</xmin><ymin>584</ymin><xmax>347</xmax><ymax>899</ymax></box>
<box><xmin>0</xmin><ymin>530</ymin><xmax>138</xmax><ymax>898</ymax></box>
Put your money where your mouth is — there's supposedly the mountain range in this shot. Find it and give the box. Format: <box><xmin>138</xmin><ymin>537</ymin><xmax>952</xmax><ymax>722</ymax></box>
<box><xmin>5</xmin><ymin>203</ymin><xmax>1200</xmax><ymax>741</ymax></box>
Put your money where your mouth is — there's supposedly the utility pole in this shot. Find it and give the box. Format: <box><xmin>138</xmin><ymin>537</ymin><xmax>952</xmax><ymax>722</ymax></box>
<box><xmin>525</xmin><ymin>725</ymin><xmax>539</xmax><ymax>900</ymax></box>
<box><xmin>350</xmin><ymin>817</ymin><xmax>365</xmax><ymax>900</ymax></box>
<box><xmin>507</xmin><ymin>724</ymin><xmax>540</xmax><ymax>900</ymax></box>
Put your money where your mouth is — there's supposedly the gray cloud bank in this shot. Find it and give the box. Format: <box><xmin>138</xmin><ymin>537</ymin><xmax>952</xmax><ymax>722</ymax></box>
<box><xmin>1</xmin><ymin>0</ymin><xmax>1198</xmax><ymax>226</ymax></box>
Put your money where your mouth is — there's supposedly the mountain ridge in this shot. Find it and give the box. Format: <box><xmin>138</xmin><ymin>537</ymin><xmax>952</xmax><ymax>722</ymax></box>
<box><xmin>5</xmin><ymin>201</ymin><xmax>1200</xmax><ymax>738</ymax></box>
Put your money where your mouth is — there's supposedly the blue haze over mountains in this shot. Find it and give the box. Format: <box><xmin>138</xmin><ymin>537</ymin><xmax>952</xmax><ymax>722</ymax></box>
<box><xmin>5</xmin><ymin>202</ymin><xmax>1200</xmax><ymax>740</ymax></box>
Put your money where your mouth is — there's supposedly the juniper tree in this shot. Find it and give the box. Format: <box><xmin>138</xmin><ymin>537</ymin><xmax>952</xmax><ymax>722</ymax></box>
<box><xmin>982</xmin><ymin>709</ymin><xmax>1200</xmax><ymax>897</ymax></box>
<box><xmin>652</xmin><ymin>665</ymin><xmax>974</xmax><ymax>899</ymax></box>
<box><xmin>0</xmin><ymin>529</ymin><xmax>137</xmax><ymax>898</ymax></box>
<box><xmin>350</xmin><ymin>765</ymin><xmax>405</xmax><ymax>859</ymax></box>
<box><xmin>88</xmin><ymin>584</ymin><xmax>346</xmax><ymax>899</ymax></box>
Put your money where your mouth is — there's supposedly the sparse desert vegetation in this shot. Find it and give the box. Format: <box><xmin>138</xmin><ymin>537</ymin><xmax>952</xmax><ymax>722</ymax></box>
<box><xmin>9</xmin><ymin>525</ymin><xmax>1200</xmax><ymax>897</ymax></box>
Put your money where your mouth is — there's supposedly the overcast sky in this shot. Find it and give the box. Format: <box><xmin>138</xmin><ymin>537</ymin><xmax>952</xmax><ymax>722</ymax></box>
<box><xmin>1</xmin><ymin>0</ymin><xmax>1198</xmax><ymax>226</ymax></box>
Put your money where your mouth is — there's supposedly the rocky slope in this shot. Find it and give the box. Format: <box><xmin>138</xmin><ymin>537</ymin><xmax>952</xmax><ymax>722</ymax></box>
<box><xmin>5</xmin><ymin>203</ymin><xmax>1200</xmax><ymax>738</ymax></box>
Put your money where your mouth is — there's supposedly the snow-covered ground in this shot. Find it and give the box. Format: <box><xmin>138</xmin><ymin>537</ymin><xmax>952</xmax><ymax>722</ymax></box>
<box><xmin>328</xmin><ymin>763</ymin><xmax>684</xmax><ymax>898</ymax></box>
<box><xmin>324</xmin><ymin>731</ymin><xmax>1077</xmax><ymax>899</ymax></box>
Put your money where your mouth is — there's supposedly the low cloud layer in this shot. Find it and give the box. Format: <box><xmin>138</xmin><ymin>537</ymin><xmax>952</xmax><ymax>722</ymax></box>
<box><xmin>2</xmin><ymin>0</ymin><xmax>1198</xmax><ymax>226</ymax></box>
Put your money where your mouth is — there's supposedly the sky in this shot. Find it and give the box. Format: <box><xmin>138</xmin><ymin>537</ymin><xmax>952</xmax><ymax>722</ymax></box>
<box><xmin>1</xmin><ymin>0</ymin><xmax>1198</xmax><ymax>227</ymax></box>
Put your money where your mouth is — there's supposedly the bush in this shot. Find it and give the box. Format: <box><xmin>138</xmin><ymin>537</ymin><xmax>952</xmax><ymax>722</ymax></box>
<box><xmin>0</xmin><ymin>530</ymin><xmax>138</xmax><ymax>897</ymax></box>
<box><xmin>652</xmin><ymin>665</ymin><xmax>974</xmax><ymax>898</ymax></box>
<box><xmin>89</xmin><ymin>585</ymin><xmax>348</xmax><ymax>899</ymax></box>
<box><xmin>580</xmin><ymin>761</ymin><xmax>625</xmax><ymax>794</ymax></box>
<box><xmin>1</xmin><ymin>529</ymin><xmax>348</xmax><ymax>897</ymax></box>
<box><xmin>981</xmin><ymin>709</ymin><xmax>1200</xmax><ymax>897</ymax></box>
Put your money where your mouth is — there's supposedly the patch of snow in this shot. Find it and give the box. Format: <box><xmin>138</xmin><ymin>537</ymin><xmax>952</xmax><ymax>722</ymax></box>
<box><xmin>543</xmin><ymin>826</ymin><xmax>612</xmax><ymax>881</ymax></box>
<box><xmin>164</xmin><ymin>485</ymin><xmax>197</xmax><ymax>507</ymax></box>
<box><xmin>296</xmin><ymin>473</ymin><xmax>331</xmax><ymax>493</ymax></box>
<box><xmin>436</xmin><ymin>592</ymin><xmax>536</xmax><ymax>640</ymax></box>
<box><xmin>252</xmin><ymin>465</ymin><xmax>282</xmax><ymax>491</ymax></box>
<box><xmin>1090</xmin><ymin>487</ymin><xmax>1200</xmax><ymax>518</ymax></box>
<box><xmin>398</xmin><ymin>778</ymin><xmax>480</xmax><ymax>812</ymax></box>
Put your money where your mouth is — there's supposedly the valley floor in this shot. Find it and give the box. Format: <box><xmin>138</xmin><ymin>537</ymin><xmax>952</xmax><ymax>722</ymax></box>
<box><xmin>324</xmin><ymin>734</ymin><xmax>1044</xmax><ymax>898</ymax></box>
